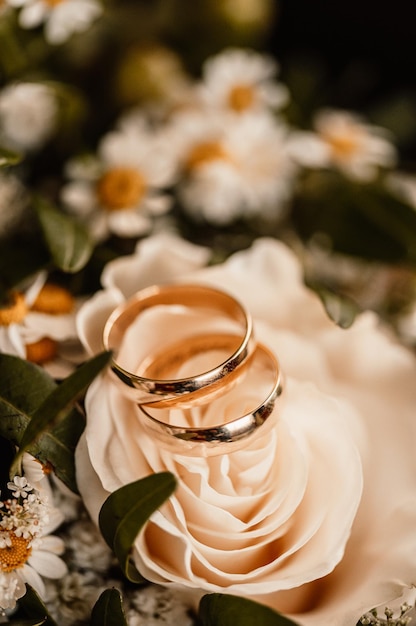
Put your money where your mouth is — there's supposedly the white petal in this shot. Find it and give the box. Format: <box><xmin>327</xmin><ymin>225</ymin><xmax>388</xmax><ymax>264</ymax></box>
<box><xmin>76</xmin><ymin>288</ymin><xmax>124</xmax><ymax>356</ymax></box>
<box><xmin>21</xmin><ymin>564</ymin><xmax>45</xmax><ymax>596</ymax></box>
<box><xmin>28</xmin><ymin>550</ymin><xmax>67</xmax><ymax>579</ymax></box>
<box><xmin>19</xmin><ymin>2</ymin><xmax>48</xmax><ymax>28</ymax></box>
<box><xmin>100</xmin><ymin>232</ymin><xmax>211</xmax><ymax>298</ymax></box>
<box><xmin>106</xmin><ymin>208</ymin><xmax>149</xmax><ymax>237</ymax></box>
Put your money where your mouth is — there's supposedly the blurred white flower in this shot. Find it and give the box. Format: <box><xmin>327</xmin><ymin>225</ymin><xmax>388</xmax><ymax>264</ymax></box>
<box><xmin>7</xmin><ymin>0</ymin><xmax>102</xmax><ymax>45</ymax></box>
<box><xmin>0</xmin><ymin>82</ymin><xmax>57</xmax><ymax>151</ymax></box>
<box><xmin>386</xmin><ymin>171</ymin><xmax>416</xmax><ymax>209</ymax></box>
<box><xmin>289</xmin><ymin>109</ymin><xmax>397</xmax><ymax>181</ymax></box>
<box><xmin>65</xmin><ymin>517</ymin><xmax>112</xmax><ymax>573</ymax></box>
<box><xmin>0</xmin><ymin>478</ymin><xmax>66</xmax><ymax>611</ymax></box>
<box><xmin>198</xmin><ymin>47</ymin><xmax>289</xmax><ymax>114</ymax></box>
<box><xmin>0</xmin><ymin>171</ymin><xmax>28</xmax><ymax>236</ymax></box>
<box><xmin>0</xmin><ymin>276</ymin><xmax>85</xmax><ymax>378</ymax></box>
<box><xmin>169</xmin><ymin>109</ymin><xmax>296</xmax><ymax>224</ymax></box>
<box><xmin>61</xmin><ymin>118</ymin><xmax>177</xmax><ymax>241</ymax></box>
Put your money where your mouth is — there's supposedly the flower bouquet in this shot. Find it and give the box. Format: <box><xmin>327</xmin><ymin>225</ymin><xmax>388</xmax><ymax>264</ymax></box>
<box><xmin>1</xmin><ymin>1</ymin><xmax>416</xmax><ymax>625</ymax></box>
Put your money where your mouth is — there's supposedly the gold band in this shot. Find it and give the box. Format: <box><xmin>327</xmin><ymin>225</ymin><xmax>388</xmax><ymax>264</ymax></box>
<box><xmin>138</xmin><ymin>343</ymin><xmax>283</xmax><ymax>455</ymax></box>
<box><xmin>102</xmin><ymin>283</ymin><xmax>254</xmax><ymax>406</ymax></box>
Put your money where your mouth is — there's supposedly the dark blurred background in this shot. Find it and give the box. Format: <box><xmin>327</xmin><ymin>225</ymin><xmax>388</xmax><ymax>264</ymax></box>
<box><xmin>269</xmin><ymin>0</ymin><xmax>416</xmax><ymax>162</ymax></box>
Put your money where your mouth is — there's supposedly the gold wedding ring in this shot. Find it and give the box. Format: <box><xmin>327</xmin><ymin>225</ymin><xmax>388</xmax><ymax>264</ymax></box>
<box><xmin>102</xmin><ymin>283</ymin><xmax>254</xmax><ymax>406</ymax></box>
<box><xmin>138</xmin><ymin>343</ymin><xmax>283</xmax><ymax>456</ymax></box>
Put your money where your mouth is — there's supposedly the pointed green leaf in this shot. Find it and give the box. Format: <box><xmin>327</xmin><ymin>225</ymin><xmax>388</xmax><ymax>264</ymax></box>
<box><xmin>306</xmin><ymin>281</ymin><xmax>360</xmax><ymax>329</ymax></box>
<box><xmin>13</xmin><ymin>351</ymin><xmax>112</xmax><ymax>468</ymax></box>
<box><xmin>34</xmin><ymin>197</ymin><xmax>93</xmax><ymax>273</ymax></box>
<box><xmin>90</xmin><ymin>588</ymin><xmax>128</xmax><ymax>626</ymax></box>
<box><xmin>0</xmin><ymin>354</ymin><xmax>85</xmax><ymax>492</ymax></box>
<box><xmin>0</xmin><ymin>145</ymin><xmax>23</xmax><ymax>167</ymax></box>
<box><xmin>294</xmin><ymin>171</ymin><xmax>416</xmax><ymax>266</ymax></box>
<box><xmin>40</xmin><ymin>406</ymin><xmax>85</xmax><ymax>491</ymax></box>
<box><xmin>199</xmin><ymin>594</ymin><xmax>301</xmax><ymax>626</ymax></box>
<box><xmin>0</xmin><ymin>237</ymin><xmax>50</xmax><ymax>303</ymax></box>
<box><xmin>99</xmin><ymin>472</ymin><xmax>177</xmax><ymax>582</ymax></box>
<box><xmin>13</xmin><ymin>585</ymin><xmax>57</xmax><ymax>626</ymax></box>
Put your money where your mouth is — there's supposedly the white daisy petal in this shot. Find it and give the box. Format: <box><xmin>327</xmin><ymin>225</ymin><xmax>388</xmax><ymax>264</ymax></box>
<box><xmin>19</xmin><ymin>1</ymin><xmax>48</xmax><ymax>28</ymax></box>
<box><xmin>108</xmin><ymin>210</ymin><xmax>151</xmax><ymax>237</ymax></box>
<box><xmin>28</xmin><ymin>550</ymin><xmax>67</xmax><ymax>579</ymax></box>
<box><xmin>21</xmin><ymin>564</ymin><xmax>45</xmax><ymax>596</ymax></box>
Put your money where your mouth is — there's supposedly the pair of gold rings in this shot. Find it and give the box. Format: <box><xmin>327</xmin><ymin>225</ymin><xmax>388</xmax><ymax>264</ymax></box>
<box><xmin>102</xmin><ymin>283</ymin><xmax>283</xmax><ymax>455</ymax></box>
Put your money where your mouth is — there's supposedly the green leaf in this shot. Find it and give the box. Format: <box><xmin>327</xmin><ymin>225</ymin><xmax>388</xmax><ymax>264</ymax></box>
<box><xmin>0</xmin><ymin>145</ymin><xmax>23</xmax><ymax>167</ymax></box>
<box><xmin>307</xmin><ymin>281</ymin><xmax>361</xmax><ymax>329</ymax></box>
<box><xmin>12</xmin><ymin>351</ymin><xmax>112</xmax><ymax>471</ymax></box>
<box><xmin>0</xmin><ymin>354</ymin><xmax>85</xmax><ymax>492</ymax></box>
<box><xmin>34</xmin><ymin>197</ymin><xmax>93</xmax><ymax>273</ymax></box>
<box><xmin>99</xmin><ymin>472</ymin><xmax>177</xmax><ymax>582</ymax></box>
<box><xmin>294</xmin><ymin>171</ymin><xmax>416</xmax><ymax>266</ymax></box>
<box><xmin>0</xmin><ymin>237</ymin><xmax>50</xmax><ymax>303</ymax></box>
<box><xmin>13</xmin><ymin>585</ymin><xmax>57</xmax><ymax>626</ymax></box>
<box><xmin>199</xmin><ymin>594</ymin><xmax>301</xmax><ymax>626</ymax></box>
<box><xmin>90</xmin><ymin>588</ymin><xmax>128</xmax><ymax>626</ymax></box>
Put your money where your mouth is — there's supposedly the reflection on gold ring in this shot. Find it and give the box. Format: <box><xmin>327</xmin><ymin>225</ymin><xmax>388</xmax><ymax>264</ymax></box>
<box><xmin>102</xmin><ymin>283</ymin><xmax>254</xmax><ymax>406</ymax></box>
<box><xmin>138</xmin><ymin>343</ymin><xmax>283</xmax><ymax>456</ymax></box>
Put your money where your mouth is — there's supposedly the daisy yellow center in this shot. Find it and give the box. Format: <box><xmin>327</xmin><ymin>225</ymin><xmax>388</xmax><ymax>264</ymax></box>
<box><xmin>325</xmin><ymin>128</ymin><xmax>364</xmax><ymax>158</ymax></box>
<box><xmin>0</xmin><ymin>533</ymin><xmax>32</xmax><ymax>572</ymax></box>
<box><xmin>185</xmin><ymin>141</ymin><xmax>232</xmax><ymax>171</ymax></box>
<box><xmin>26</xmin><ymin>337</ymin><xmax>58</xmax><ymax>364</ymax></box>
<box><xmin>31</xmin><ymin>284</ymin><xmax>74</xmax><ymax>315</ymax></box>
<box><xmin>228</xmin><ymin>84</ymin><xmax>255</xmax><ymax>112</ymax></box>
<box><xmin>97</xmin><ymin>168</ymin><xmax>146</xmax><ymax>211</ymax></box>
<box><xmin>0</xmin><ymin>292</ymin><xmax>27</xmax><ymax>326</ymax></box>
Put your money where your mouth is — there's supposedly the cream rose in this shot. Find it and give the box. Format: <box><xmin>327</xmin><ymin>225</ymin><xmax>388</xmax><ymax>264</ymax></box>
<box><xmin>75</xmin><ymin>232</ymin><xmax>416</xmax><ymax>625</ymax></box>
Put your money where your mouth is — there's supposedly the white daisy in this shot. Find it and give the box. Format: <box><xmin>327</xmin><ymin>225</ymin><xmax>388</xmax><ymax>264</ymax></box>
<box><xmin>0</xmin><ymin>82</ymin><xmax>57</xmax><ymax>151</ymax></box>
<box><xmin>197</xmin><ymin>47</ymin><xmax>289</xmax><ymax>114</ymax></box>
<box><xmin>169</xmin><ymin>109</ymin><xmax>296</xmax><ymax>224</ymax></box>
<box><xmin>7</xmin><ymin>0</ymin><xmax>102</xmax><ymax>45</ymax></box>
<box><xmin>61</xmin><ymin>117</ymin><xmax>177</xmax><ymax>241</ymax></box>
<box><xmin>289</xmin><ymin>108</ymin><xmax>397</xmax><ymax>181</ymax></box>
<box><xmin>0</xmin><ymin>275</ymin><xmax>85</xmax><ymax>378</ymax></box>
<box><xmin>0</xmin><ymin>477</ymin><xmax>67</xmax><ymax>611</ymax></box>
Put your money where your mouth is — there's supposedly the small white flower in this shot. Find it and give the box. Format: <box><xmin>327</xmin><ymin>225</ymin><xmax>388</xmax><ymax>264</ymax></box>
<box><xmin>0</xmin><ymin>82</ymin><xmax>57</xmax><ymax>152</ymax></box>
<box><xmin>8</xmin><ymin>0</ymin><xmax>102</xmax><ymax>45</ymax></box>
<box><xmin>61</xmin><ymin>117</ymin><xmax>177</xmax><ymax>241</ymax></box>
<box><xmin>170</xmin><ymin>109</ymin><xmax>296</xmax><ymax>224</ymax></box>
<box><xmin>0</xmin><ymin>569</ymin><xmax>26</xmax><ymax>610</ymax></box>
<box><xmin>289</xmin><ymin>108</ymin><xmax>397</xmax><ymax>181</ymax></box>
<box><xmin>198</xmin><ymin>47</ymin><xmax>289</xmax><ymax>114</ymax></box>
<box><xmin>7</xmin><ymin>476</ymin><xmax>33</xmax><ymax>499</ymax></box>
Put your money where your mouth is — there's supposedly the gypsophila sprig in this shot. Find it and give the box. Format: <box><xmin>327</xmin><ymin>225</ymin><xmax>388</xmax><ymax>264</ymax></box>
<box><xmin>359</xmin><ymin>603</ymin><xmax>414</xmax><ymax>625</ymax></box>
